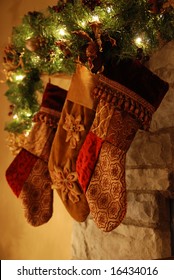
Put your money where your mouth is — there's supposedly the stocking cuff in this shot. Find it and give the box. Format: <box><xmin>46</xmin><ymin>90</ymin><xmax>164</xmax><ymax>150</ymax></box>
<box><xmin>92</xmin><ymin>75</ymin><xmax>155</xmax><ymax>130</ymax></box>
<box><xmin>33</xmin><ymin>108</ymin><xmax>61</xmax><ymax>128</ymax></box>
<box><xmin>33</xmin><ymin>83</ymin><xmax>67</xmax><ymax>127</ymax></box>
<box><xmin>24</xmin><ymin>83</ymin><xmax>67</xmax><ymax>159</ymax></box>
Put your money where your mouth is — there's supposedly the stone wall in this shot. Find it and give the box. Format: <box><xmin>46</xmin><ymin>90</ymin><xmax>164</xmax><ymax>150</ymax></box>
<box><xmin>71</xmin><ymin>41</ymin><xmax>174</xmax><ymax>260</ymax></box>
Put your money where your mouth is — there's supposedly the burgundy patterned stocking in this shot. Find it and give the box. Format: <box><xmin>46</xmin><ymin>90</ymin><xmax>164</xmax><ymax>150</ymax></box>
<box><xmin>6</xmin><ymin>83</ymin><xmax>67</xmax><ymax>226</ymax></box>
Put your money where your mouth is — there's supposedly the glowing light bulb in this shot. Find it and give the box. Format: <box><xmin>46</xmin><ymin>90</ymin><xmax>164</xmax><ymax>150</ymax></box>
<box><xmin>107</xmin><ymin>7</ymin><xmax>112</xmax><ymax>13</ymax></box>
<box><xmin>24</xmin><ymin>131</ymin><xmax>30</xmax><ymax>137</ymax></box>
<box><xmin>135</xmin><ymin>37</ymin><xmax>142</xmax><ymax>46</ymax></box>
<box><xmin>15</xmin><ymin>74</ymin><xmax>25</xmax><ymax>81</ymax></box>
<box><xmin>59</xmin><ymin>28</ymin><xmax>66</xmax><ymax>36</ymax></box>
<box><xmin>31</xmin><ymin>55</ymin><xmax>40</xmax><ymax>64</ymax></box>
<box><xmin>92</xmin><ymin>15</ymin><xmax>100</xmax><ymax>22</ymax></box>
<box><xmin>25</xmin><ymin>112</ymin><xmax>32</xmax><ymax>117</ymax></box>
<box><xmin>81</xmin><ymin>20</ymin><xmax>86</xmax><ymax>27</ymax></box>
<box><xmin>13</xmin><ymin>114</ymin><xmax>18</xmax><ymax>120</ymax></box>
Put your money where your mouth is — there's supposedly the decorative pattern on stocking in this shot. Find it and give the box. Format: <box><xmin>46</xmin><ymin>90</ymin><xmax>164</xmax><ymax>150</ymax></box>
<box><xmin>76</xmin><ymin>102</ymin><xmax>113</xmax><ymax>192</ymax></box>
<box><xmin>76</xmin><ymin>131</ymin><xmax>103</xmax><ymax>193</ymax></box>
<box><xmin>91</xmin><ymin>101</ymin><xmax>114</xmax><ymax>138</ymax></box>
<box><xmin>106</xmin><ymin>110</ymin><xmax>140</xmax><ymax>150</ymax></box>
<box><xmin>92</xmin><ymin>74</ymin><xmax>155</xmax><ymax>130</ymax></box>
<box><xmin>20</xmin><ymin>159</ymin><xmax>53</xmax><ymax>226</ymax></box>
<box><xmin>77</xmin><ymin>71</ymin><xmax>168</xmax><ymax>232</ymax></box>
<box><xmin>6</xmin><ymin>83</ymin><xmax>67</xmax><ymax>226</ymax></box>
<box><xmin>63</xmin><ymin>113</ymin><xmax>85</xmax><ymax>149</ymax></box>
<box><xmin>48</xmin><ymin>65</ymin><xmax>98</xmax><ymax>222</ymax></box>
<box><xmin>24</xmin><ymin>122</ymin><xmax>56</xmax><ymax>161</ymax></box>
<box><xmin>86</xmin><ymin>142</ymin><xmax>126</xmax><ymax>232</ymax></box>
<box><xmin>6</xmin><ymin>149</ymin><xmax>53</xmax><ymax>226</ymax></box>
<box><xmin>51</xmin><ymin>159</ymin><xmax>81</xmax><ymax>203</ymax></box>
<box><xmin>85</xmin><ymin>108</ymin><xmax>140</xmax><ymax>232</ymax></box>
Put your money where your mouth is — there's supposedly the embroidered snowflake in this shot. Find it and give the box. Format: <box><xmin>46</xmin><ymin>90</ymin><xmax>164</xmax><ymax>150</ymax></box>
<box><xmin>63</xmin><ymin>113</ymin><xmax>85</xmax><ymax>149</ymax></box>
<box><xmin>51</xmin><ymin>159</ymin><xmax>81</xmax><ymax>203</ymax></box>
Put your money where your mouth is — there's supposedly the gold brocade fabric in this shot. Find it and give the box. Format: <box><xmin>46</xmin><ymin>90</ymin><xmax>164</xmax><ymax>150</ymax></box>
<box><xmin>86</xmin><ymin>103</ymin><xmax>140</xmax><ymax>232</ymax></box>
<box><xmin>86</xmin><ymin>142</ymin><xmax>127</xmax><ymax>232</ymax></box>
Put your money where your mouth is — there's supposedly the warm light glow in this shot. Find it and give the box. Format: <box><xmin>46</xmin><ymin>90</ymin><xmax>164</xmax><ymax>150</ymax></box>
<box><xmin>31</xmin><ymin>55</ymin><xmax>40</xmax><ymax>64</ymax></box>
<box><xmin>24</xmin><ymin>130</ymin><xmax>30</xmax><ymax>137</ymax></box>
<box><xmin>13</xmin><ymin>114</ymin><xmax>18</xmax><ymax>120</ymax></box>
<box><xmin>59</xmin><ymin>28</ymin><xmax>66</xmax><ymax>36</ymax></box>
<box><xmin>81</xmin><ymin>20</ymin><xmax>86</xmax><ymax>27</ymax></box>
<box><xmin>25</xmin><ymin>33</ymin><xmax>34</xmax><ymax>42</ymax></box>
<box><xmin>92</xmin><ymin>15</ymin><xmax>100</xmax><ymax>22</ymax></box>
<box><xmin>135</xmin><ymin>37</ymin><xmax>142</xmax><ymax>46</ymax></box>
<box><xmin>15</xmin><ymin>74</ymin><xmax>25</xmax><ymax>81</ymax></box>
<box><xmin>107</xmin><ymin>7</ymin><xmax>112</xmax><ymax>13</ymax></box>
<box><xmin>25</xmin><ymin>112</ymin><xmax>32</xmax><ymax>117</ymax></box>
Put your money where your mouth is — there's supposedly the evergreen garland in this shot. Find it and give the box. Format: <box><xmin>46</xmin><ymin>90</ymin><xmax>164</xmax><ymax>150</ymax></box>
<box><xmin>2</xmin><ymin>0</ymin><xmax>174</xmax><ymax>138</ymax></box>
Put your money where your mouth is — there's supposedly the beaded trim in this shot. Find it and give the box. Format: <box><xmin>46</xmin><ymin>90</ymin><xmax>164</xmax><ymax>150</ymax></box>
<box><xmin>33</xmin><ymin>107</ymin><xmax>61</xmax><ymax>128</ymax></box>
<box><xmin>92</xmin><ymin>75</ymin><xmax>156</xmax><ymax>130</ymax></box>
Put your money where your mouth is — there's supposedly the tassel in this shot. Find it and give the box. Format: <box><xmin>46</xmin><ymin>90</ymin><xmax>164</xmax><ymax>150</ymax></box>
<box><xmin>92</xmin><ymin>76</ymin><xmax>155</xmax><ymax>130</ymax></box>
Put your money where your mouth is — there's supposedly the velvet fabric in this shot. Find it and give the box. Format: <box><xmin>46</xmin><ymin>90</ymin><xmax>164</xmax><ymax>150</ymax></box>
<box><xmin>103</xmin><ymin>58</ymin><xmax>169</xmax><ymax>109</ymax></box>
<box><xmin>48</xmin><ymin>65</ymin><xmax>99</xmax><ymax>222</ymax></box>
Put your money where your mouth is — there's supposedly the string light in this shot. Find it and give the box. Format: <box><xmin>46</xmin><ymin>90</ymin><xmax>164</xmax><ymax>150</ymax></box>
<box><xmin>135</xmin><ymin>37</ymin><xmax>143</xmax><ymax>47</ymax></box>
<box><xmin>13</xmin><ymin>114</ymin><xmax>18</xmax><ymax>120</ymax></box>
<box><xmin>80</xmin><ymin>20</ymin><xmax>87</xmax><ymax>27</ymax></box>
<box><xmin>25</xmin><ymin>112</ymin><xmax>32</xmax><ymax>117</ymax></box>
<box><xmin>4</xmin><ymin>0</ymin><xmax>174</xmax><ymax>140</ymax></box>
<box><xmin>91</xmin><ymin>15</ymin><xmax>100</xmax><ymax>22</ymax></box>
<box><xmin>106</xmin><ymin>7</ymin><xmax>112</xmax><ymax>13</ymax></box>
<box><xmin>31</xmin><ymin>54</ymin><xmax>40</xmax><ymax>64</ymax></box>
<box><xmin>15</xmin><ymin>74</ymin><xmax>25</xmax><ymax>81</ymax></box>
<box><xmin>59</xmin><ymin>28</ymin><xmax>66</xmax><ymax>36</ymax></box>
<box><xmin>52</xmin><ymin>27</ymin><xmax>67</xmax><ymax>39</ymax></box>
<box><xmin>24</xmin><ymin>130</ymin><xmax>30</xmax><ymax>137</ymax></box>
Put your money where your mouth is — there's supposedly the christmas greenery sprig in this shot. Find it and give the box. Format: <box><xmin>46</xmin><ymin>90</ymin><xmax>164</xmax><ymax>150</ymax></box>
<box><xmin>2</xmin><ymin>0</ymin><xmax>174</xmax><ymax>139</ymax></box>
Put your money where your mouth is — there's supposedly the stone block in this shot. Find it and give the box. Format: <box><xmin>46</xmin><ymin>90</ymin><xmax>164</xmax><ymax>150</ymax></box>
<box><xmin>124</xmin><ymin>191</ymin><xmax>170</xmax><ymax>228</ymax></box>
<box><xmin>147</xmin><ymin>41</ymin><xmax>174</xmax><ymax>130</ymax></box>
<box><xmin>149</xmin><ymin>41</ymin><xmax>174</xmax><ymax>75</ymax></box>
<box><xmin>126</xmin><ymin>168</ymin><xmax>169</xmax><ymax>191</ymax></box>
<box><xmin>126</xmin><ymin>130</ymin><xmax>172</xmax><ymax>168</ymax></box>
<box><xmin>150</xmin><ymin>88</ymin><xmax>174</xmax><ymax>131</ymax></box>
<box><xmin>71</xmin><ymin>220</ymin><xmax>171</xmax><ymax>260</ymax></box>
